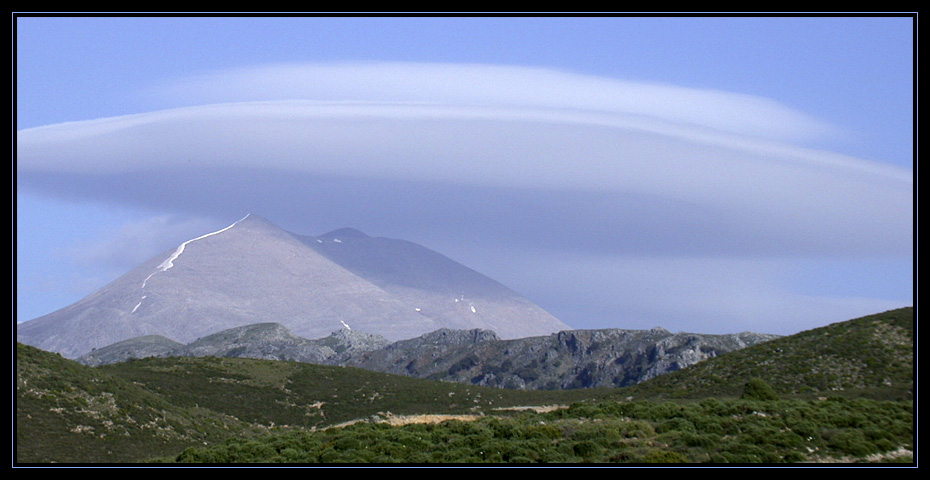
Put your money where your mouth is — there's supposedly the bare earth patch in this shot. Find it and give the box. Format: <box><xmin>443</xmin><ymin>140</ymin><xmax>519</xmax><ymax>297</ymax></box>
<box><xmin>493</xmin><ymin>405</ymin><xmax>568</xmax><ymax>413</ymax></box>
<box><xmin>324</xmin><ymin>405</ymin><xmax>568</xmax><ymax>430</ymax></box>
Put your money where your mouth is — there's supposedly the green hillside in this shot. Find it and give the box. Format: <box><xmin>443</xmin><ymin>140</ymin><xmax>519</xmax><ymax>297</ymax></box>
<box><xmin>15</xmin><ymin>307</ymin><xmax>915</xmax><ymax>464</ymax></box>
<box><xmin>624</xmin><ymin>307</ymin><xmax>914</xmax><ymax>401</ymax></box>
<box><xmin>15</xmin><ymin>343</ymin><xmax>611</xmax><ymax>463</ymax></box>
<box><xmin>159</xmin><ymin>308</ymin><xmax>915</xmax><ymax>464</ymax></box>
<box><xmin>15</xmin><ymin>343</ymin><xmax>254</xmax><ymax>463</ymax></box>
<box><xmin>167</xmin><ymin>396</ymin><xmax>913</xmax><ymax>464</ymax></box>
<box><xmin>97</xmin><ymin>355</ymin><xmax>611</xmax><ymax>430</ymax></box>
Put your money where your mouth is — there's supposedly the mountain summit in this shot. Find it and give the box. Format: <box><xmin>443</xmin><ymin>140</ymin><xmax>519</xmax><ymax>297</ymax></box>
<box><xmin>17</xmin><ymin>215</ymin><xmax>570</xmax><ymax>358</ymax></box>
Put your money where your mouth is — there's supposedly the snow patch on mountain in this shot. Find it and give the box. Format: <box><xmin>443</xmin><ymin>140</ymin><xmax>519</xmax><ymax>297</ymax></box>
<box><xmin>157</xmin><ymin>214</ymin><xmax>250</xmax><ymax>272</ymax></box>
<box><xmin>137</xmin><ymin>214</ymin><xmax>250</xmax><ymax>306</ymax></box>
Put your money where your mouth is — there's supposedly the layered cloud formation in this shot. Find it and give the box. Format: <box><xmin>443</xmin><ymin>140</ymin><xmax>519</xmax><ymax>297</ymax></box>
<box><xmin>16</xmin><ymin>63</ymin><xmax>913</xmax><ymax>333</ymax></box>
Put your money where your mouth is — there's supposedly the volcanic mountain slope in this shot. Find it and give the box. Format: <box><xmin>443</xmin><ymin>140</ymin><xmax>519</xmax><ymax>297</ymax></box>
<box><xmin>299</xmin><ymin>228</ymin><xmax>565</xmax><ymax>339</ymax></box>
<box><xmin>17</xmin><ymin>215</ymin><xmax>570</xmax><ymax>358</ymax></box>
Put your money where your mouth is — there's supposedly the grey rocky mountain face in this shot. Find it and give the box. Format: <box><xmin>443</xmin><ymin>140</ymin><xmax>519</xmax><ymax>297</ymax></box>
<box><xmin>344</xmin><ymin>326</ymin><xmax>780</xmax><ymax>389</ymax></box>
<box><xmin>18</xmin><ymin>214</ymin><xmax>570</xmax><ymax>358</ymax></box>
<box><xmin>77</xmin><ymin>322</ymin><xmax>778</xmax><ymax>390</ymax></box>
<box><xmin>77</xmin><ymin>335</ymin><xmax>184</xmax><ymax>367</ymax></box>
<box><xmin>77</xmin><ymin>323</ymin><xmax>390</xmax><ymax>367</ymax></box>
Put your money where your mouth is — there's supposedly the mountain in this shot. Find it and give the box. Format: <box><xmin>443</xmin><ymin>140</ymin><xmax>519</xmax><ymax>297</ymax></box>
<box><xmin>77</xmin><ymin>323</ymin><xmax>391</xmax><ymax>367</ymax></box>
<box><xmin>298</xmin><ymin>227</ymin><xmax>562</xmax><ymax>339</ymax></box>
<box><xmin>345</xmin><ymin>327</ymin><xmax>779</xmax><ymax>389</ymax></box>
<box><xmin>78</xmin><ymin>321</ymin><xmax>777</xmax><ymax>390</ymax></box>
<box><xmin>77</xmin><ymin>335</ymin><xmax>184</xmax><ymax>367</ymax></box>
<box><xmin>17</xmin><ymin>214</ymin><xmax>569</xmax><ymax>358</ymax></box>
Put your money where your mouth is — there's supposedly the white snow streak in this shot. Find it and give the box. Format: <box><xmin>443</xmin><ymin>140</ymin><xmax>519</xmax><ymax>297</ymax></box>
<box><xmin>134</xmin><ymin>214</ymin><xmax>249</xmax><ymax>317</ymax></box>
<box><xmin>156</xmin><ymin>214</ymin><xmax>250</xmax><ymax>272</ymax></box>
<box><xmin>139</xmin><ymin>214</ymin><xmax>249</xmax><ymax>293</ymax></box>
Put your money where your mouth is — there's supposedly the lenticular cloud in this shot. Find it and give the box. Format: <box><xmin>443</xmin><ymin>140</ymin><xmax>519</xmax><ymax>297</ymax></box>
<box><xmin>16</xmin><ymin>62</ymin><xmax>913</xmax><ymax>258</ymax></box>
<box><xmin>154</xmin><ymin>62</ymin><xmax>841</xmax><ymax>142</ymax></box>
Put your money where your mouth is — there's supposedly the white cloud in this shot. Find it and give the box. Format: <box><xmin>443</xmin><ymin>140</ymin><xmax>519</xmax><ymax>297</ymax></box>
<box><xmin>16</xmin><ymin>62</ymin><xmax>913</xmax><ymax>333</ymax></box>
<box><xmin>16</xmin><ymin>98</ymin><xmax>912</xmax><ymax>257</ymax></box>
<box><xmin>153</xmin><ymin>62</ymin><xmax>842</xmax><ymax>142</ymax></box>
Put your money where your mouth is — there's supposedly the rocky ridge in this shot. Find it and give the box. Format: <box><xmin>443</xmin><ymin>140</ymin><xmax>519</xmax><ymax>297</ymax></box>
<box><xmin>346</xmin><ymin>326</ymin><xmax>779</xmax><ymax>389</ymax></box>
<box><xmin>78</xmin><ymin>323</ymin><xmax>778</xmax><ymax>389</ymax></box>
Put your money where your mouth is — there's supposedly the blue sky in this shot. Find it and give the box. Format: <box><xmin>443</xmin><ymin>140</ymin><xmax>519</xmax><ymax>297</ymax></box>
<box><xmin>15</xmin><ymin>15</ymin><xmax>914</xmax><ymax>336</ymax></box>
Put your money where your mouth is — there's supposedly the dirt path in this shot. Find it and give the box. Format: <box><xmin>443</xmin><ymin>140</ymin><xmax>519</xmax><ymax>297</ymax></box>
<box><xmin>325</xmin><ymin>405</ymin><xmax>568</xmax><ymax>430</ymax></box>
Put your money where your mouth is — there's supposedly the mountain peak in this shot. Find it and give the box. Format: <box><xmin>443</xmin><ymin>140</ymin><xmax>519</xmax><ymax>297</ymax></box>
<box><xmin>231</xmin><ymin>213</ymin><xmax>282</xmax><ymax>231</ymax></box>
<box><xmin>18</xmin><ymin>215</ymin><xmax>569</xmax><ymax>358</ymax></box>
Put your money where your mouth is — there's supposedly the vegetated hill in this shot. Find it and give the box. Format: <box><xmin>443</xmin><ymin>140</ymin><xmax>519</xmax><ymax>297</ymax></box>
<box><xmin>16</xmin><ymin>306</ymin><xmax>915</xmax><ymax>464</ymax></box>
<box><xmin>166</xmin><ymin>396</ymin><xmax>913</xmax><ymax>464</ymax></box>
<box><xmin>96</xmin><ymin>354</ymin><xmax>606</xmax><ymax>428</ymax></box>
<box><xmin>624</xmin><ymin>307</ymin><xmax>914</xmax><ymax>401</ymax></box>
<box><xmin>15</xmin><ymin>343</ymin><xmax>255</xmax><ymax>463</ymax></box>
<box><xmin>154</xmin><ymin>309</ymin><xmax>916</xmax><ymax>465</ymax></box>
<box><xmin>16</xmin><ymin>342</ymin><xmax>614</xmax><ymax>463</ymax></box>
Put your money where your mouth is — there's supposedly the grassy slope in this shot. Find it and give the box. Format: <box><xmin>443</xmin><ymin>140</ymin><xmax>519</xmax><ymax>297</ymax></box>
<box><xmin>15</xmin><ymin>307</ymin><xmax>915</xmax><ymax>464</ymax></box>
<box><xmin>162</xmin><ymin>307</ymin><xmax>916</xmax><ymax>464</ymax></box>
<box><xmin>622</xmin><ymin>307</ymin><xmax>914</xmax><ymax>401</ymax></box>
<box><xmin>168</xmin><ymin>397</ymin><xmax>913</xmax><ymax>464</ymax></box>
<box><xmin>16</xmin><ymin>345</ymin><xmax>614</xmax><ymax>463</ymax></box>
<box><xmin>98</xmin><ymin>356</ymin><xmax>618</xmax><ymax>430</ymax></box>
<box><xmin>15</xmin><ymin>343</ymin><xmax>254</xmax><ymax>463</ymax></box>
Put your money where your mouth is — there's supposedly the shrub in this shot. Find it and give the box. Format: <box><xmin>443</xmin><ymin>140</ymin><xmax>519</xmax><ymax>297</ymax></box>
<box><xmin>571</xmin><ymin>440</ymin><xmax>603</xmax><ymax>459</ymax></box>
<box><xmin>680</xmin><ymin>431</ymin><xmax>721</xmax><ymax>448</ymax></box>
<box><xmin>642</xmin><ymin>449</ymin><xmax>689</xmax><ymax>463</ymax></box>
<box><xmin>827</xmin><ymin>430</ymin><xmax>878</xmax><ymax>457</ymax></box>
<box><xmin>656</xmin><ymin>417</ymin><xmax>695</xmax><ymax>434</ymax></box>
<box><xmin>741</xmin><ymin>378</ymin><xmax>779</xmax><ymax>401</ymax></box>
<box><xmin>524</xmin><ymin>424</ymin><xmax>562</xmax><ymax>440</ymax></box>
<box><xmin>617</xmin><ymin>420</ymin><xmax>655</xmax><ymax>439</ymax></box>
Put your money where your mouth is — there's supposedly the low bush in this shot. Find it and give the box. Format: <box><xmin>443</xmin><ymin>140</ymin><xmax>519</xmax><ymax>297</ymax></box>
<box><xmin>168</xmin><ymin>397</ymin><xmax>912</xmax><ymax>464</ymax></box>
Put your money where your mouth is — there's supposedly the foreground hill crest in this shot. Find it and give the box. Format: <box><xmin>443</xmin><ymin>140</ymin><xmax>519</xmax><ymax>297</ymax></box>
<box><xmin>18</xmin><ymin>214</ymin><xmax>570</xmax><ymax>358</ymax></box>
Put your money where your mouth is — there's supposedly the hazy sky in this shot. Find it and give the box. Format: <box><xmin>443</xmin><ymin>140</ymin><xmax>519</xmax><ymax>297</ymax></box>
<box><xmin>15</xmin><ymin>15</ymin><xmax>914</xmax><ymax>336</ymax></box>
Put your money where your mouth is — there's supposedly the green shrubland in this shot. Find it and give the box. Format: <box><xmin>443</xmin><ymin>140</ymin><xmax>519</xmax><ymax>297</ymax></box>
<box><xmin>17</xmin><ymin>308</ymin><xmax>914</xmax><ymax>464</ymax></box>
<box><xmin>167</xmin><ymin>397</ymin><xmax>912</xmax><ymax>464</ymax></box>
